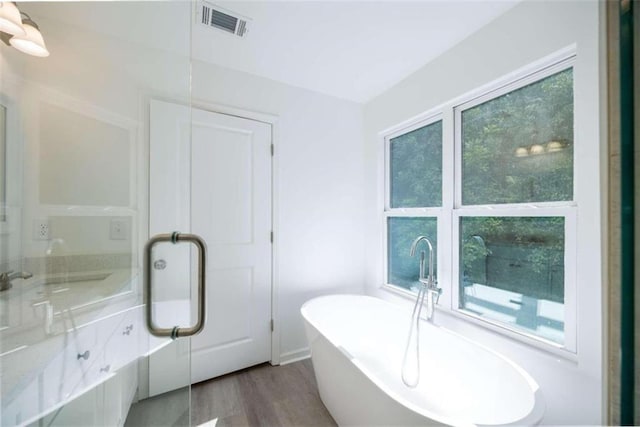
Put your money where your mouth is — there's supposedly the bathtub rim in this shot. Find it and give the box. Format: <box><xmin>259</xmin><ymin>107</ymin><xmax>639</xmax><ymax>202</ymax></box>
<box><xmin>301</xmin><ymin>293</ymin><xmax>546</xmax><ymax>427</ymax></box>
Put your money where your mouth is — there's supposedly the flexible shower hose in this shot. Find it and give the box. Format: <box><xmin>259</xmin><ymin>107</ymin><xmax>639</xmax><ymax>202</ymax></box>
<box><xmin>401</xmin><ymin>283</ymin><xmax>427</xmax><ymax>388</ymax></box>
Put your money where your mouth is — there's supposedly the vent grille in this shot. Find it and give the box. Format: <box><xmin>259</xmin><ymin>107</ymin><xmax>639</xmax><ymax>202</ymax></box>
<box><xmin>199</xmin><ymin>2</ymin><xmax>249</xmax><ymax>37</ymax></box>
<box><xmin>236</xmin><ymin>19</ymin><xmax>247</xmax><ymax>37</ymax></box>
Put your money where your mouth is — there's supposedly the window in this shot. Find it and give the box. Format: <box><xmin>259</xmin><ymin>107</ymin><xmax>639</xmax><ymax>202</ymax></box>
<box><xmin>458</xmin><ymin>216</ymin><xmax>567</xmax><ymax>345</ymax></box>
<box><xmin>388</xmin><ymin>217</ymin><xmax>438</xmax><ymax>291</ymax></box>
<box><xmin>385</xmin><ymin>119</ymin><xmax>442</xmax><ymax>293</ymax></box>
<box><xmin>389</xmin><ymin>121</ymin><xmax>442</xmax><ymax>208</ymax></box>
<box><xmin>383</xmin><ymin>56</ymin><xmax>576</xmax><ymax>351</ymax></box>
<box><xmin>460</xmin><ymin>67</ymin><xmax>573</xmax><ymax>205</ymax></box>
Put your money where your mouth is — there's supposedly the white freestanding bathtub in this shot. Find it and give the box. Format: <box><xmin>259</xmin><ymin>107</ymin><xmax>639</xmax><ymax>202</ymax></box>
<box><xmin>301</xmin><ymin>295</ymin><xmax>545</xmax><ymax>426</ymax></box>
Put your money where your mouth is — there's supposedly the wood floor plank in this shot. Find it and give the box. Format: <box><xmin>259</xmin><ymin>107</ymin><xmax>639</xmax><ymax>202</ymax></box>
<box><xmin>215</xmin><ymin>412</ymin><xmax>252</xmax><ymax>427</ymax></box>
<box><xmin>128</xmin><ymin>359</ymin><xmax>336</xmax><ymax>427</ymax></box>
<box><xmin>125</xmin><ymin>387</ymin><xmax>190</xmax><ymax>427</ymax></box>
<box><xmin>235</xmin><ymin>367</ymin><xmax>283</xmax><ymax>426</ymax></box>
<box><xmin>272</xmin><ymin>389</ymin><xmax>337</xmax><ymax>427</ymax></box>
<box><xmin>191</xmin><ymin>374</ymin><xmax>244</xmax><ymax>425</ymax></box>
<box><xmin>193</xmin><ymin>360</ymin><xmax>335</xmax><ymax>427</ymax></box>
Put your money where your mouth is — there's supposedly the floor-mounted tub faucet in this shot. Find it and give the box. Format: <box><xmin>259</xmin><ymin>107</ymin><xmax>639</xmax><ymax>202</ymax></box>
<box><xmin>0</xmin><ymin>270</ymin><xmax>33</xmax><ymax>291</ymax></box>
<box><xmin>402</xmin><ymin>236</ymin><xmax>442</xmax><ymax>388</ymax></box>
<box><xmin>409</xmin><ymin>236</ymin><xmax>441</xmax><ymax>320</ymax></box>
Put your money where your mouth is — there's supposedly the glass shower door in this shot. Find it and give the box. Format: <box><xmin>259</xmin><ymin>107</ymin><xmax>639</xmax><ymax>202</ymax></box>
<box><xmin>0</xmin><ymin>2</ymin><xmax>196</xmax><ymax>425</ymax></box>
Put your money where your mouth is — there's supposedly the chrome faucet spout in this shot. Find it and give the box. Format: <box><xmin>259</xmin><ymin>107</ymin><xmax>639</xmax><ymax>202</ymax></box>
<box><xmin>11</xmin><ymin>271</ymin><xmax>33</xmax><ymax>280</ymax></box>
<box><xmin>409</xmin><ymin>236</ymin><xmax>434</xmax><ymax>287</ymax></box>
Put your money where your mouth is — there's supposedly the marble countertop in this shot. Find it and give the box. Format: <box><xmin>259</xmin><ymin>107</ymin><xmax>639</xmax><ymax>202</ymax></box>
<box><xmin>0</xmin><ymin>269</ymin><xmax>192</xmax><ymax>426</ymax></box>
<box><xmin>0</xmin><ymin>269</ymin><xmax>140</xmax><ymax>400</ymax></box>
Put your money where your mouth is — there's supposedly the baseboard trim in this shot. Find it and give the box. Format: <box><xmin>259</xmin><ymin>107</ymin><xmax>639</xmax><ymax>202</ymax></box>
<box><xmin>279</xmin><ymin>347</ymin><xmax>310</xmax><ymax>365</ymax></box>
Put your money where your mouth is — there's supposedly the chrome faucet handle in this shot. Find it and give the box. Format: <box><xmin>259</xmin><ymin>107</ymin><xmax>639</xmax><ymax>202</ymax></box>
<box><xmin>434</xmin><ymin>287</ymin><xmax>442</xmax><ymax>304</ymax></box>
<box><xmin>7</xmin><ymin>271</ymin><xmax>32</xmax><ymax>280</ymax></box>
<box><xmin>428</xmin><ymin>280</ymin><xmax>442</xmax><ymax>304</ymax></box>
<box><xmin>419</xmin><ymin>277</ymin><xmax>438</xmax><ymax>288</ymax></box>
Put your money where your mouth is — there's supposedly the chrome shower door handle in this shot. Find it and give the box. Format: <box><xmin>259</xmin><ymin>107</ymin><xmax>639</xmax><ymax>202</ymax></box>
<box><xmin>144</xmin><ymin>232</ymin><xmax>207</xmax><ymax>339</ymax></box>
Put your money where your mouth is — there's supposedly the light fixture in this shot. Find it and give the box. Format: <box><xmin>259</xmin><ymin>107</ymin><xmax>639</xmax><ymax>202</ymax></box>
<box><xmin>0</xmin><ymin>4</ymin><xmax>49</xmax><ymax>57</ymax></box>
<box><xmin>9</xmin><ymin>13</ymin><xmax>48</xmax><ymax>57</ymax></box>
<box><xmin>0</xmin><ymin>2</ymin><xmax>24</xmax><ymax>36</ymax></box>
<box><xmin>529</xmin><ymin>144</ymin><xmax>544</xmax><ymax>155</ymax></box>
<box><xmin>514</xmin><ymin>140</ymin><xmax>566</xmax><ymax>158</ymax></box>
<box><xmin>546</xmin><ymin>140</ymin><xmax>564</xmax><ymax>153</ymax></box>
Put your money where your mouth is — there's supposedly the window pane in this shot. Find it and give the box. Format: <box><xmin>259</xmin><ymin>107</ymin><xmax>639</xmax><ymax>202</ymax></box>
<box><xmin>388</xmin><ymin>217</ymin><xmax>437</xmax><ymax>292</ymax></box>
<box><xmin>390</xmin><ymin>121</ymin><xmax>442</xmax><ymax>208</ymax></box>
<box><xmin>461</xmin><ymin>68</ymin><xmax>573</xmax><ymax>205</ymax></box>
<box><xmin>459</xmin><ymin>217</ymin><xmax>565</xmax><ymax>344</ymax></box>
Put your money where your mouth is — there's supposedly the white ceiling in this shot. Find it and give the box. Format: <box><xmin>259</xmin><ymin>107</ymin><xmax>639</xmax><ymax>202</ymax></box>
<box><xmin>27</xmin><ymin>1</ymin><xmax>520</xmax><ymax>104</ymax></box>
<box><xmin>195</xmin><ymin>1</ymin><xmax>519</xmax><ymax>102</ymax></box>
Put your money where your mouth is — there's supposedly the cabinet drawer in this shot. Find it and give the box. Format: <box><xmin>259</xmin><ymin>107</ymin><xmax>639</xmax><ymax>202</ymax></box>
<box><xmin>100</xmin><ymin>307</ymin><xmax>140</xmax><ymax>375</ymax></box>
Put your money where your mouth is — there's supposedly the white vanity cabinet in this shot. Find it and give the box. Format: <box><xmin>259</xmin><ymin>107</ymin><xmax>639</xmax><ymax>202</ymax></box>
<box><xmin>35</xmin><ymin>362</ymin><xmax>138</xmax><ymax>427</ymax></box>
<box><xmin>37</xmin><ymin>386</ymin><xmax>104</xmax><ymax>427</ymax></box>
<box><xmin>41</xmin><ymin>307</ymin><xmax>132</xmax><ymax>408</ymax></box>
<box><xmin>1</xmin><ymin>319</ymin><xmax>102</xmax><ymax>424</ymax></box>
<box><xmin>99</xmin><ymin>308</ymin><xmax>140</xmax><ymax>375</ymax></box>
<box><xmin>1</xmin><ymin>377</ymin><xmax>39</xmax><ymax>426</ymax></box>
<box><xmin>3</xmin><ymin>305</ymin><xmax>143</xmax><ymax>426</ymax></box>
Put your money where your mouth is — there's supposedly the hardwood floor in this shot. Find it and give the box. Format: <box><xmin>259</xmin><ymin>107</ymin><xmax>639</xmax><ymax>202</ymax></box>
<box><xmin>125</xmin><ymin>359</ymin><xmax>337</xmax><ymax>427</ymax></box>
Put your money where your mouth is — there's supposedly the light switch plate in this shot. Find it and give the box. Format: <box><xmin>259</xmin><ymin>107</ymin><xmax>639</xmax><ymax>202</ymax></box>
<box><xmin>109</xmin><ymin>219</ymin><xmax>128</xmax><ymax>240</ymax></box>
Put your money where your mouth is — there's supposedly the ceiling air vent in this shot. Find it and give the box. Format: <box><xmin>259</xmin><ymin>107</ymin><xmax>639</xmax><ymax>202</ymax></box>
<box><xmin>198</xmin><ymin>2</ymin><xmax>250</xmax><ymax>38</ymax></box>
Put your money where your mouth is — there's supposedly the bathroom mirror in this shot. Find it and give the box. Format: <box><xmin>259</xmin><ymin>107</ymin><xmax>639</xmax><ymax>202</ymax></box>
<box><xmin>0</xmin><ymin>1</ymin><xmax>146</xmax><ymax>336</ymax></box>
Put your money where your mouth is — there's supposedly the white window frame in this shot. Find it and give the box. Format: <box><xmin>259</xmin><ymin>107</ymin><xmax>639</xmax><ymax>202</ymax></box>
<box><xmin>382</xmin><ymin>112</ymin><xmax>447</xmax><ymax>300</ymax></box>
<box><xmin>451</xmin><ymin>209</ymin><xmax>577</xmax><ymax>353</ymax></box>
<box><xmin>453</xmin><ymin>56</ymin><xmax>576</xmax><ymax>210</ymax></box>
<box><xmin>381</xmin><ymin>49</ymin><xmax>578</xmax><ymax>355</ymax></box>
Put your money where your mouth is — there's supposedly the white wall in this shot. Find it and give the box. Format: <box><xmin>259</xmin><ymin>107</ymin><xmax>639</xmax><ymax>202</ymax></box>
<box><xmin>191</xmin><ymin>62</ymin><xmax>367</xmax><ymax>360</ymax></box>
<box><xmin>363</xmin><ymin>1</ymin><xmax>604</xmax><ymax>424</ymax></box>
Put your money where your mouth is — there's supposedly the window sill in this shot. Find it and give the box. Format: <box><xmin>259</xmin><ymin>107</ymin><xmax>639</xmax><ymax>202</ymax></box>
<box><xmin>381</xmin><ymin>282</ymin><xmax>419</xmax><ymax>299</ymax></box>
<box><xmin>380</xmin><ymin>283</ymin><xmax>578</xmax><ymax>363</ymax></box>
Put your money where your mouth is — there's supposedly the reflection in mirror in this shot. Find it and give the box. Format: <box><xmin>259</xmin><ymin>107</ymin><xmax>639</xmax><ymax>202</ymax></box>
<box><xmin>1</xmin><ymin>1</ymin><xmax>193</xmax><ymax>424</ymax></box>
<box><xmin>38</xmin><ymin>101</ymin><xmax>132</xmax><ymax>207</ymax></box>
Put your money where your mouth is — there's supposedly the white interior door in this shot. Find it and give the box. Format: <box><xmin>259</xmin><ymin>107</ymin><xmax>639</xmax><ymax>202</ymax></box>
<box><xmin>149</xmin><ymin>99</ymin><xmax>272</xmax><ymax>392</ymax></box>
<box><xmin>189</xmin><ymin>105</ymin><xmax>272</xmax><ymax>384</ymax></box>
